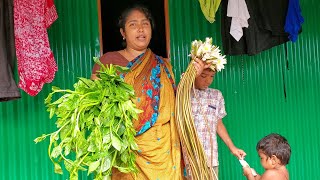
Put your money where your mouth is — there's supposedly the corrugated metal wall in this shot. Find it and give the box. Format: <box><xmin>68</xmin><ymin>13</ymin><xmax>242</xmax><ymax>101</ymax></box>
<box><xmin>169</xmin><ymin>0</ymin><xmax>320</xmax><ymax>179</ymax></box>
<box><xmin>0</xmin><ymin>0</ymin><xmax>99</xmax><ymax>179</ymax></box>
<box><xmin>0</xmin><ymin>0</ymin><xmax>319</xmax><ymax>179</ymax></box>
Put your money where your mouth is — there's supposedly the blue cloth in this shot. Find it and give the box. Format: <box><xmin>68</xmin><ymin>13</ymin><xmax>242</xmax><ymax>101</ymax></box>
<box><xmin>285</xmin><ymin>0</ymin><xmax>304</xmax><ymax>42</ymax></box>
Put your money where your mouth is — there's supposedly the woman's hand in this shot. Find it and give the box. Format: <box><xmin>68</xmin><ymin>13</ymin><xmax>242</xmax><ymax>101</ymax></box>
<box><xmin>192</xmin><ymin>57</ymin><xmax>211</xmax><ymax>77</ymax></box>
<box><xmin>230</xmin><ymin>147</ymin><xmax>247</xmax><ymax>160</ymax></box>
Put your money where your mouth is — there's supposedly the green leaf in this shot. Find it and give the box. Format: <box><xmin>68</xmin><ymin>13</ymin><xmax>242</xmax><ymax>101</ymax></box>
<box><xmin>102</xmin><ymin>175</ymin><xmax>112</xmax><ymax>180</ymax></box>
<box><xmin>101</xmin><ymin>156</ymin><xmax>112</xmax><ymax>173</ymax></box>
<box><xmin>102</xmin><ymin>132</ymin><xmax>111</xmax><ymax>144</ymax></box>
<box><xmin>49</xmin><ymin>107</ymin><xmax>56</xmax><ymax>119</ymax></box>
<box><xmin>101</xmin><ymin>102</ymin><xmax>112</xmax><ymax>114</ymax></box>
<box><xmin>130</xmin><ymin>142</ymin><xmax>138</xmax><ymax>150</ymax></box>
<box><xmin>78</xmin><ymin>77</ymin><xmax>94</xmax><ymax>87</ymax></box>
<box><xmin>75</xmin><ymin>133</ymin><xmax>89</xmax><ymax>158</ymax></box>
<box><xmin>51</xmin><ymin>86</ymin><xmax>61</xmax><ymax>91</ymax></box>
<box><xmin>93</xmin><ymin>57</ymin><xmax>104</xmax><ymax>68</ymax></box>
<box><xmin>119</xmin><ymin>83</ymin><xmax>134</xmax><ymax>96</ymax></box>
<box><xmin>111</xmin><ymin>133</ymin><xmax>122</xmax><ymax>151</ymax></box>
<box><xmin>64</xmin><ymin>143</ymin><xmax>71</xmax><ymax>156</ymax></box>
<box><xmin>87</xmin><ymin>143</ymin><xmax>97</xmax><ymax>153</ymax></box>
<box><xmin>120</xmin><ymin>151</ymin><xmax>129</xmax><ymax>163</ymax></box>
<box><xmin>70</xmin><ymin>172</ymin><xmax>78</xmax><ymax>180</ymax></box>
<box><xmin>34</xmin><ymin>134</ymin><xmax>48</xmax><ymax>143</ymax></box>
<box><xmin>117</xmin><ymin>122</ymin><xmax>126</xmax><ymax>136</ymax></box>
<box><xmin>94</xmin><ymin>175</ymin><xmax>111</xmax><ymax>180</ymax></box>
<box><xmin>51</xmin><ymin>96</ymin><xmax>64</xmax><ymax>105</ymax></box>
<box><xmin>64</xmin><ymin>160</ymin><xmax>73</xmax><ymax>172</ymax></box>
<box><xmin>116</xmin><ymin>166</ymin><xmax>131</xmax><ymax>173</ymax></box>
<box><xmin>94</xmin><ymin>117</ymin><xmax>101</xmax><ymax>127</ymax></box>
<box><xmin>54</xmin><ymin>163</ymin><xmax>63</xmax><ymax>175</ymax></box>
<box><xmin>44</xmin><ymin>91</ymin><xmax>54</xmax><ymax>105</ymax></box>
<box><xmin>60</xmin><ymin>125</ymin><xmax>71</xmax><ymax>140</ymax></box>
<box><xmin>85</xmin><ymin>114</ymin><xmax>94</xmax><ymax>125</ymax></box>
<box><xmin>88</xmin><ymin>160</ymin><xmax>100</xmax><ymax>175</ymax></box>
<box><xmin>51</xmin><ymin>145</ymin><xmax>62</xmax><ymax>158</ymax></box>
<box><xmin>115</xmin><ymin>65</ymin><xmax>130</xmax><ymax>73</ymax></box>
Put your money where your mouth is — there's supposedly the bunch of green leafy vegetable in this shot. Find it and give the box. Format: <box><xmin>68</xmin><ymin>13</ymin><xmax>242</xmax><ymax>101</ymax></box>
<box><xmin>34</xmin><ymin>58</ymin><xmax>142</xmax><ymax>180</ymax></box>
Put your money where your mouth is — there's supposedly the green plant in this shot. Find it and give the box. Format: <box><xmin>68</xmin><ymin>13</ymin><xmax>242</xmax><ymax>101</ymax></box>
<box><xmin>34</xmin><ymin>58</ymin><xmax>142</xmax><ymax>180</ymax></box>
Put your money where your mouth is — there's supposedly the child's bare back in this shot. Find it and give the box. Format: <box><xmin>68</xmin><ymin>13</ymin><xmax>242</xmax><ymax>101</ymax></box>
<box><xmin>243</xmin><ymin>133</ymin><xmax>291</xmax><ymax>180</ymax></box>
<box><xmin>260</xmin><ymin>167</ymin><xmax>289</xmax><ymax>180</ymax></box>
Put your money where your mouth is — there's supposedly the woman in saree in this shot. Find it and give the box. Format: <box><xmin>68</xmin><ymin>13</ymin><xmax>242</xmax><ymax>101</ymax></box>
<box><xmin>91</xmin><ymin>4</ymin><xmax>207</xmax><ymax>179</ymax></box>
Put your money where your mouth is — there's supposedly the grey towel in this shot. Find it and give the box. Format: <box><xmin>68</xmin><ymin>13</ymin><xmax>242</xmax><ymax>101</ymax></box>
<box><xmin>0</xmin><ymin>0</ymin><xmax>21</xmax><ymax>102</ymax></box>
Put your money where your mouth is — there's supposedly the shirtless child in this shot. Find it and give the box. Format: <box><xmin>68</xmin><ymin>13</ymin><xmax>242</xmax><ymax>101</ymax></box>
<box><xmin>243</xmin><ymin>133</ymin><xmax>291</xmax><ymax>180</ymax></box>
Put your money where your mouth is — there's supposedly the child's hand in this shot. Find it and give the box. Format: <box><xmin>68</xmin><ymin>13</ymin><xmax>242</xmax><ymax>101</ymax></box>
<box><xmin>243</xmin><ymin>166</ymin><xmax>253</xmax><ymax>177</ymax></box>
<box><xmin>240</xmin><ymin>159</ymin><xmax>258</xmax><ymax>177</ymax></box>
<box><xmin>192</xmin><ymin>57</ymin><xmax>211</xmax><ymax>77</ymax></box>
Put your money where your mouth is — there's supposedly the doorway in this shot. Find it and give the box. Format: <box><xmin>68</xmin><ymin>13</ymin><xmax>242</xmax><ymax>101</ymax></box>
<box><xmin>99</xmin><ymin>0</ymin><xmax>169</xmax><ymax>58</ymax></box>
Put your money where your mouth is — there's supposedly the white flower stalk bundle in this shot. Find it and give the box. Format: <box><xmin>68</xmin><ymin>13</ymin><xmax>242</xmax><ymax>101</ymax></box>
<box><xmin>175</xmin><ymin>37</ymin><xmax>226</xmax><ymax>179</ymax></box>
<box><xmin>190</xmin><ymin>37</ymin><xmax>227</xmax><ymax>72</ymax></box>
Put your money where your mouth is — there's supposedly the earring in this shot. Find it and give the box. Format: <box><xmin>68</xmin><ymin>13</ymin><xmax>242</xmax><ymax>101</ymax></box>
<box><xmin>123</xmin><ymin>37</ymin><xmax>125</xmax><ymax>40</ymax></box>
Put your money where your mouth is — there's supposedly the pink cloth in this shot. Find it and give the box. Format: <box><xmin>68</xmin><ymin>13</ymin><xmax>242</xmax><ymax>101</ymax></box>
<box><xmin>14</xmin><ymin>0</ymin><xmax>58</xmax><ymax>96</ymax></box>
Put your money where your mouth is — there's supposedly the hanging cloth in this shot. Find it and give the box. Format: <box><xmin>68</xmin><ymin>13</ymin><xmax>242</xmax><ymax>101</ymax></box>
<box><xmin>221</xmin><ymin>0</ymin><xmax>289</xmax><ymax>55</ymax></box>
<box><xmin>227</xmin><ymin>0</ymin><xmax>250</xmax><ymax>41</ymax></box>
<box><xmin>0</xmin><ymin>0</ymin><xmax>21</xmax><ymax>102</ymax></box>
<box><xmin>198</xmin><ymin>0</ymin><xmax>221</xmax><ymax>23</ymax></box>
<box><xmin>14</xmin><ymin>0</ymin><xmax>58</xmax><ymax>96</ymax></box>
<box><xmin>284</xmin><ymin>0</ymin><xmax>304</xmax><ymax>42</ymax></box>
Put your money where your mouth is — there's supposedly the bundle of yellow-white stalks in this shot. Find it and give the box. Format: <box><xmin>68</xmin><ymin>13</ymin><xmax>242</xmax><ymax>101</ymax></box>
<box><xmin>175</xmin><ymin>37</ymin><xmax>227</xmax><ymax>179</ymax></box>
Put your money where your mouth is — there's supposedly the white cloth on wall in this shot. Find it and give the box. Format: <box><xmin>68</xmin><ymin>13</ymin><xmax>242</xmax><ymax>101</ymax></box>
<box><xmin>227</xmin><ymin>0</ymin><xmax>250</xmax><ymax>41</ymax></box>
